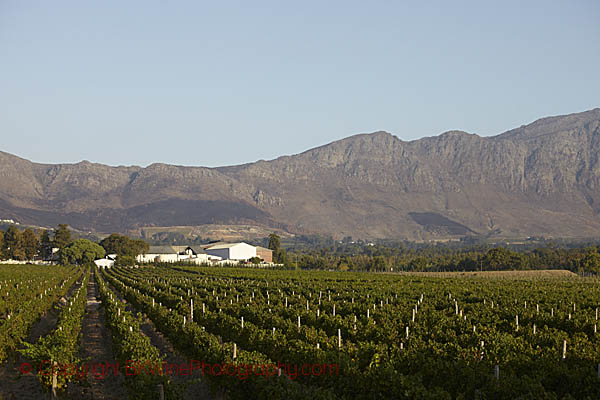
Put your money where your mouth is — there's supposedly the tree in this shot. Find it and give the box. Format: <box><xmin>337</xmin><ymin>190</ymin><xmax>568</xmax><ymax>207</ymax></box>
<box><xmin>4</xmin><ymin>226</ymin><xmax>25</xmax><ymax>261</ymax></box>
<box><xmin>248</xmin><ymin>256</ymin><xmax>262</xmax><ymax>264</ymax></box>
<box><xmin>0</xmin><ymin>231</ymin><xmax>4</xmax><ymax>259</ymax></box>
<box><xmin>268</xmin><ymin>234</ymin><xmax>281</xmax><ymax>253</ymax></box>
<box><xmin>581</xmin><ymin>250</ymin><xmax>600</xmax><ymax>274</ymax></box>
<box><xmin>100</xmin><ymin>234</ymin><xmax>129</xmax><ymax>255</ymax></box>
<box><xmin>409</xmin><ymin>256</ymin><xmax>429</xmax><ymax>272</ymax></box>
<box><xmin>22</xmin><ymin>228</ymin><xmax>39</xmax><ymax>260</ymax></box>
<box><xmin>100</xmin><ymin>234</ymin><xmax>149</xmax><ymax>257</ymax></box>
<box><xmin>275</xmin><ymin>248</ymin><xmax>288</xmax><ymax>265</ymax></box>
<box><xmin>60</xmin><ymin>239</ymin><xmax>105</xmax><ymax>265</ymax></box>
<box><xmin>483</xmin><ymin>247</ymin><xmax>511</xmax><ymax>270</ymax></box>
<box><xmin>371</xmin><ymin>256</ymin><xmax>389</xmax><ymax>272</ymax></box>
<box><xmin>39</xmin><ymin>230</ymin><xmax>53</xmax><ymax>260</ymax></box>
<box><xmin>53</xmin><ymin>224</ymin><xmax>72</xmax><ymax>249</ymax></box>
<box><xmin>268</xmin><ymin>233</ymin><xmax>287</xmax><ymax>264</ymax></box>
<box><xmin>131</xmin><ymin>239</ymin><xmax>150</xmax><ymax>256</ymax></box>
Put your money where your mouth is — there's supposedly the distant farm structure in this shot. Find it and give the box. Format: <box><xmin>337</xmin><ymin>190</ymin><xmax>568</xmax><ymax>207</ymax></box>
<box><xmin>136</xmin><ymin>242</ymin><xmax>274</xmax><ymax>266</ymax></box>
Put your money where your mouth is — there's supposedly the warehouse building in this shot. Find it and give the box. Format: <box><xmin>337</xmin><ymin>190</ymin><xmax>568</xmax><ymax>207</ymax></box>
<box><xmin>204</xmin><ymin>242</ymin><xmax>257</xmax><ymax>261</ymax></box>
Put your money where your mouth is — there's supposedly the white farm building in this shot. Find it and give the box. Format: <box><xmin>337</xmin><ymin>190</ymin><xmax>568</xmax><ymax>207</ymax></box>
<box><xmin>136</xmin><ymin>246</ymin><xmax>222</xmax><ymax>264</ymax></box>
<box><xmin>205</xmin><ymin>242</ymin><xmax>257</xmax><ymax>261</ymax></box>
<box><xmin>135</xmin><ymin>243</ymin><xmax>272</xmax><ymax>265</ymax></box>
<box><xmin>94</xmin><ymin>254</ymin><xmax>116</xmax><ymax>268</ymax></box>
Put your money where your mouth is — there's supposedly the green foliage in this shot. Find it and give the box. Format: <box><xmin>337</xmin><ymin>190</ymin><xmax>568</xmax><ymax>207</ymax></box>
<box><xmin>248</xmin><ymin>256</ymin><xmax>262</xmax><ymax>264</ymax></box>
<box><xmin>371</xmin><ymin>255</ymin><xmax>389</xmax><ymax>272</ymax></box>
<box><xmin>132</xmin><ymin>239</ymin><xmax>150</xmax><ymax>255</ymax></box>
<box><xmin>268</xmin><ymin>233</ymin><xmax>288</xmax><ymax>264</ymax></box>
<box><xmin>0</xmin><ymin>231</ymin><xmax>4</xmax><ymax>259</ymax></box>
<box><xmin>60</xmin><ymin>239</ymin><xmax>105</xmax><ymax>265</ymax></box>
<box><xmin>580</xmin><ymin>249</ymin><xmax>600</xmax><ymax>274</ymax></box>
<box><xmin>0</xmin><ymin>265</ymin><xmax>80</xmax><ymax>362</ymax></box>
<box><xmin>409</xmin><ymin>256</ymin><xmax>429</xmax><ymax>271</ymax></box>
<box><xmin>115</xmin><ymin>255</ymin><xmax>136</xmax><ymax>266</ymax></box>
<box><xmin>22</xmin><ymin>228</ymin><xmax>39</xmax><ymax>260</ymax></box>
<box><xmin>94</xmin><ymin>269</ymin><xmax>176</xmax><ymax>399</ymax></box>
<box><xmin>275</xmin><ymin>248</ymin><xmax>288</xmax><ymax>265</ymax></box>
<box><xmin>100</xmin><ymin>265</ymin><xmax>600</xmax><ymax>399</ymax></box>
<box><xmin>53</xmin><ymin>224</ymin><xmax>72</xmax><ymax>250</ymax></box>
<box><xmin>101</xmin><ymin>267</ymin><xmax>337</xmax><ymax>399</ymax></box>
<box><xmin>100</xmin><ymin>233</ymin><xmax>149</xmax><ymax>257</ymax></box>
<box><xmin>284</xmin><ymin>240</ymin><xmax>600</xmax><ymax>273</ymax></box>
<box><xmin>484</xmin><ymin>247</ymin><xmax>512</xmax><ymax>270</ymax></box>
<box><xmin>20</xmin><ymin>270</ymin><xmax>88</xmax><ymax>390</ymax></box>
<box><xmin>268</xmin><ymin>234</ymin><xmax>281</xmax><ymax>253</ymax></box>
<box><xmin>39</xmin><ymin>229</ymin><xmax>53</xmax><ymax>259</ymax></box>
<box><xmin>4</xmin><ymin>225</ymin><xmax>25</xmax><ymax>260</ymax></box>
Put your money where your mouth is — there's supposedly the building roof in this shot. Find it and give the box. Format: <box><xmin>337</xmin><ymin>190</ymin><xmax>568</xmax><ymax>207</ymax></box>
<box><xmin>146</xmin><ymin>245</ymin><xmax>207</xmax><ymax>255</ymax></box>
<box><xmin>255</xmin><ymin>246</ymin><xmax>273</xmax><ymax>252</ymax></box>
<box><xmin>205</xmin><ymin>242</ymin><xmax>252</xmax><ymax>250</ymax></box>
<box><xmin>147</xmin><ymin>246</ymin><xmax>178</xmax><ymax>254</ymax></box>
<box><xmin>184</xmin><ymin>245</ymin><xmax>207</xmax><ymax>255</ymax></box>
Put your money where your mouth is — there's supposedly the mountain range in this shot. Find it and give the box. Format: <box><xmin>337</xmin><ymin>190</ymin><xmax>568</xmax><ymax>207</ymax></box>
<box><xmin>1</xmin><ymin>108</ymin><xmax>600</xmax><ymax>240</ymax></box>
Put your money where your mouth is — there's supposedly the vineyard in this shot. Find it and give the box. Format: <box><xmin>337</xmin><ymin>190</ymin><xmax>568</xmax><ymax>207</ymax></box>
<box><xmin>0</xmin><ymin>265</ymin><xmax>82</xmax><ymax>364</ymax></box>
<box><xmin>1</xmin><ymin>264</ymin><xmax>599</xmax><ymax>399</ymax></box>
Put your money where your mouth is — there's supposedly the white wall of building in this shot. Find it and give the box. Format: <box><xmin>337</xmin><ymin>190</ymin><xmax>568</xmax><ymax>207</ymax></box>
<box><xmin>230</xmin><ymin>243</ymin><xmax>256</xmax><ymax>260</ymax></box>
<box><xmin>94</xmin><ymin>258</ymin><xmax>115</xmax><ymax>268</ymax></box>
<box><xmin>136</xmin><ymin>253</ymin><xmax>222</xmax><ymax>264</ymax></box>
<box><xmin>205</xmin><ymin>243</ymin><xmax>256</xmax><ymax>260</ymax></box>
<box><xmin>157</xmin><ymin>254</ymin><xmax>181</xmax><ymax>263</ymax></box>
<box><xmin>136</xmin><ymin>253</ymin><xmax>180</xmax><ymax>263</ymax></box>
<box><xmin>187</xmin><ymin>254</ymin><xmax>220</xmax><ymax>264</ymax></box>
<box><xmin>137</xmin><ymin>254</ymin><xmax>158</xmax><ymax>263</ymax></box>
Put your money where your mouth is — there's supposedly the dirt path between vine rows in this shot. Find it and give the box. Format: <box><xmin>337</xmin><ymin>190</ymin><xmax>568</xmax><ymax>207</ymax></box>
<box><xmin>66</xmin><ymin>272</ymin><xmax>127</xmax><ymax>400</ymax></box>
<box><xmin>0</xmin><ymin>274</ymin><xmax>84</xmax><ymax>400</ymax></box>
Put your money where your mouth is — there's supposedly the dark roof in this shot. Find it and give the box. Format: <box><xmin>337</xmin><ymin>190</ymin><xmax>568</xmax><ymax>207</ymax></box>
<box><xmin>147</xmin><ymin>246</ymin><xmax>178</xmax><ymax>254</ymax></box>
<box><xmin>185</xmin><ymin>246</ymin><xmax>206</xmax><ymax>255</ymax></box>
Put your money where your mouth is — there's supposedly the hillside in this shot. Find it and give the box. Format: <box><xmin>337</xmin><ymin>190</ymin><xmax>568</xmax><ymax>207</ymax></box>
<box><xmin>1</xmin><ymin>108</ymin><xmax>600</xmax><ymax>239</ymax></box>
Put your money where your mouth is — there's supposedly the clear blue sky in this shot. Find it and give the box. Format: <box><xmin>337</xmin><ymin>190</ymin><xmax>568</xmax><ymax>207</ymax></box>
<box><xmin>1</xmin><ymin>1</ymin><xmax>598</xmax><ymax>167</ymax></box>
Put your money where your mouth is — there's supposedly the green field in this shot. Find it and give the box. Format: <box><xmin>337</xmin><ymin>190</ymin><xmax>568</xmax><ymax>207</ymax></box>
<box><xmin>103</xmin><ymin>266</ymin><xmax>600</xmax><ymax>399</ymax></box>
<box><xmin>1</xmin><ymin>265</ymin><xmax>599</xmax><ymax>399</ymax></box>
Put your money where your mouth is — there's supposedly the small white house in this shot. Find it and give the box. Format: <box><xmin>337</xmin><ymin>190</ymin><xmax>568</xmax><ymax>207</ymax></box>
<box><xmin>94</xmin><ymin>254</ymin><xmax>117</xmax><ymax>268</ymax></box>
<box><xmin>205</xmin><ymin>242</ymin><xmax>257</xmax><ymax>261</ymax></box>
<box><xmin>94</xmin><ymin>258</ymin><xmax>115</xmax><ymax>268</ymax></box>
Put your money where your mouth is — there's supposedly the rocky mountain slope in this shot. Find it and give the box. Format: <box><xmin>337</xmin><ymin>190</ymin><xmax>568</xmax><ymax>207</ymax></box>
<box><xmin>1</xmin><ymin>108</ymin><xmax>599</xmax><ymax>239</ymax></box>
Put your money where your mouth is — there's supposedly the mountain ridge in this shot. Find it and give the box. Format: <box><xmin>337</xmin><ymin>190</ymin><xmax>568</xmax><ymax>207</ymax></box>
<box><xmin>1</xmin><ymin>108</ymin><xmax>600</xmax><ymax>239</ymax></box>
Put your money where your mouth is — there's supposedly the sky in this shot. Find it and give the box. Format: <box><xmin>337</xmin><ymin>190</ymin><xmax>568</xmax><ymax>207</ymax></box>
<box><xmin>1</xmin><ymin>1</ymin><xmax>599</xmax><ymax>168</ymax></box>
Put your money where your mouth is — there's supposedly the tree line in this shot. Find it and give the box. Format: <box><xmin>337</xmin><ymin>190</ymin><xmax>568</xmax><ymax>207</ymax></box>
<box><xmin>285</xmin><ymin>241</ymin><xmax>600</xmax><ymax>274</ymax></box>
<box><xmin>0</xmin><ymin>224</ymin><xmax>70</xmax><ymax>261</ymax></box>
<box><xmin>0</xmin><ymin>225</ymin><xmax>149</xmax><ymax>266</ymax></box>
<box><xmin>2</xmin><ymin>223</ymin><xmax>599</xmax><ymax>273</ymax></box>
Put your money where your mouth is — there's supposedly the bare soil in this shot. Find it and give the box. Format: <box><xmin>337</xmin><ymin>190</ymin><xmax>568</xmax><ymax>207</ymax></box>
<box><xmin>65</xmin><ymin>272</ymin><xmax>127</xmax><ymax>400</ymax></box>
